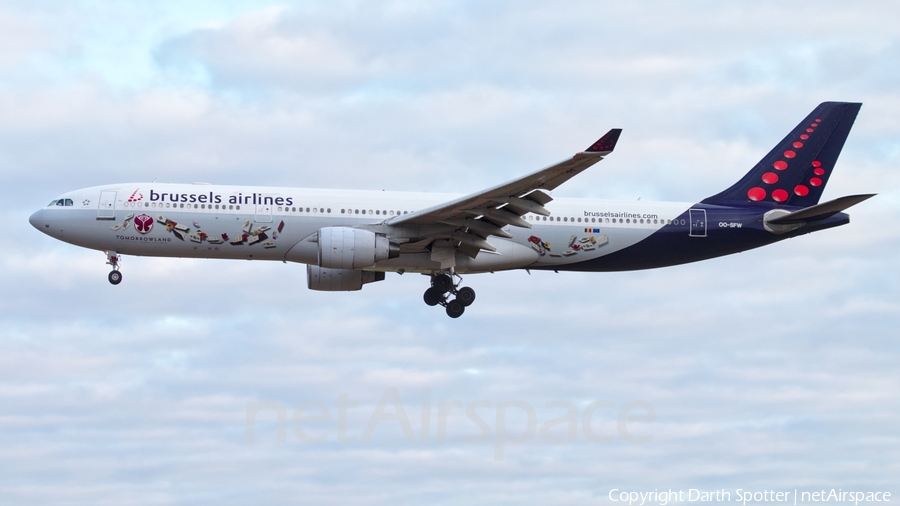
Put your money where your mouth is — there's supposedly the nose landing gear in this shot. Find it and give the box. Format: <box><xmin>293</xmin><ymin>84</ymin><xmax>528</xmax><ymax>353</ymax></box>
<box><xmin>106</xmin><ymin>251</ymin><xmax>122</xmax><ymax>285</ymax></box>
<box><xmin>422</xmin><ymin>272</ymin><xmax>476</xmax><ymax>318</ymax></box>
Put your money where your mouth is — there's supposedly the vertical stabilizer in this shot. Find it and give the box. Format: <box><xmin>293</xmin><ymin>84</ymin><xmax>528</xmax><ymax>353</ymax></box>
<box><xmin>703</xmin><ymin>102</ymin><xmax>861</xmax><ymax>206</ymax></box>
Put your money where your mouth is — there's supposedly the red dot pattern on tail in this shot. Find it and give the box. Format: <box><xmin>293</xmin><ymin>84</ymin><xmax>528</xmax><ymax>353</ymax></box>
<box><xmin>748</xmin><ymin>115</ymin><xmax>823</xmax><ymax>202</ymax></box>
<box><xmin>748</xmin><ymin>187</ymin><xmax>766</xmax><ymax>201</ymax></box>
<box><xmin>772</xmin><ymin>189</ymin><xmax>789</xmax><ymax>202</ymax></box>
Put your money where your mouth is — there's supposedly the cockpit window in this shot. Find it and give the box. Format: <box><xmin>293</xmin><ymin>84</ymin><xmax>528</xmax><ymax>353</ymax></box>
<box><xmin>56</xmin><ymin>200</ymin><xmax>65</xmax><ymax>206</ymax></box>
<box><xmin>48</xmin><ymin>200</ymin><xmax>58</xmax><ymax>206</ymax></box>
<box><xmin>65</xmin><ymin>199</ymin><xmax>73</xmax><ymax>206</ymax></box>
<box><xmin>50</xmin><ymin>199</ymin><xmax>74</xmax><ymax>206</ymax></box>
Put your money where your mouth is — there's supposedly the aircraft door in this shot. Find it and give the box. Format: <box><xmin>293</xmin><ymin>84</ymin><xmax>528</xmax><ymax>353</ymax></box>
<box><xmin>256</xmin><ymin>204</ymin><xmax>273</xmax><ymax>223</ymax></box>
<box><xmin>689</xmin><ymin>209</ymin><xmax>707</xmax><ymax>237</ymax></box>
<box><xmin>98</xmin><ymin>190</ymin><xmax>117</xmax><ymax>219</ymax></box>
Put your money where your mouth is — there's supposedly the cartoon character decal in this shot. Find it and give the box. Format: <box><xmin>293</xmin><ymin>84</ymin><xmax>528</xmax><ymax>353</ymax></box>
<box><xmin>527</xmin><ymin>232</ymin><xmax>608</xmax><ymax>258</ymax></box>
<box><xmin>124</xmin><ymin>211</ymin><xmax>285</xmax><ymax>249</ymax></box>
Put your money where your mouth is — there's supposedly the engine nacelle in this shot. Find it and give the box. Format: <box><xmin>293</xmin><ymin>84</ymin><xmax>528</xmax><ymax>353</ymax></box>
<box><xmin>307</xmin><ymin>265</ymin><xmax>385</xmax><ymax>291</ymax></box>
<box><xmin>317</xmin><ymin>227</ymin><xmax>399</xmax><ymax>269</ymax></box>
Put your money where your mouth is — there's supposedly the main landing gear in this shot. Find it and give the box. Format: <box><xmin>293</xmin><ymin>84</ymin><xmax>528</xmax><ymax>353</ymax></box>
<box><xmin>423</xmin><ymin>272</ymin><xmax>476</xmax><ymax>318</ymax></box>
<box><xmin>106</xmin><ymin>251</ymin><xmax>122</xmax><ymax>285</ymax></box>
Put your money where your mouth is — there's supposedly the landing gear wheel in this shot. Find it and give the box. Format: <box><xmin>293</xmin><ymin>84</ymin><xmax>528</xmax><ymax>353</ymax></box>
<box><xmin>432</xmin><ymin>273</ymin><xmax>453</xmax><ymax>293</ymax></box>
<box><xmin>105</xmin><ymin>251</ymin><xmax>122</xmax><ymax>285</ymax></box>
<box><xmin>423</xmin><ymin>287</ymin><xmax>443</xmax><ymax>306</ymax></box>
<box><xmin>456</xmin><ymin>286</ymin><xmax>476</xmax><ymax>306</ymax></box>
<box><xmin>445</xmin><ymin>299</ymin><xmax>465</xmax><ymax>318</ymax></box>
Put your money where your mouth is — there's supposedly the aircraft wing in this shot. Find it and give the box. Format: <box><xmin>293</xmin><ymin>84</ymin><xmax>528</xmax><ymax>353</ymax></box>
<box><xmin>386</xmin><ymin>129</ymin><xmax>622</xmax><ymax>257</ymax></box>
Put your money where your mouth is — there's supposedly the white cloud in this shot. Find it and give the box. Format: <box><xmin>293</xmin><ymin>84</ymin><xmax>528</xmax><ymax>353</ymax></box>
<box><xmin>2</xmin><ymin>0</ymin><xmax>900</xmax><ymax>504</ymax></box>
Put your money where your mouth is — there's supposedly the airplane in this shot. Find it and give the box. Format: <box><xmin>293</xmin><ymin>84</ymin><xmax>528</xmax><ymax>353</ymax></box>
<box><xmin>29</xmin><ymin>102</ymin><xmax>874</xmax><ymax>318</ymax></box>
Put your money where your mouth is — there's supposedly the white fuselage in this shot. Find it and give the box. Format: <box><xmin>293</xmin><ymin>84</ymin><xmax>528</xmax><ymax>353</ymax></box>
<box><xmin>34</xmin><ymin>183</ymin><xmax>694</xmax><ymax>274</ymax></box>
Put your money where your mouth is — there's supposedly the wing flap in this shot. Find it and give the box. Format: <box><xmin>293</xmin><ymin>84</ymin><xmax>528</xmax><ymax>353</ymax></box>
<box><xmin>523</xmin><ymin>189</ymin><xmax>553</xmax><ymax>206</ymax></box>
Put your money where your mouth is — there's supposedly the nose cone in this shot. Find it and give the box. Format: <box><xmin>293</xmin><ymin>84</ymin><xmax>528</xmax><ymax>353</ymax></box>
<box><xmin>29</xmin><ymin>209</ymin><xmax>44</xmax><ymax>231</ymax></box>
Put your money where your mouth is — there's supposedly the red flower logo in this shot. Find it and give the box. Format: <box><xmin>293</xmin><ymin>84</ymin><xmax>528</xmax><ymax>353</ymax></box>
<box><xmin>134</xmin><ymin>214</ymin><xmax>153</xmax><ymax>234</ymax></box>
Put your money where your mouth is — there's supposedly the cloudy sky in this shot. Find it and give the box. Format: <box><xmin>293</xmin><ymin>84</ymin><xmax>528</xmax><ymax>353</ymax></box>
<box><xmin>2</xmin><ymin>1</ymin><xmax>899</xmax><ymax>504</ymax></box>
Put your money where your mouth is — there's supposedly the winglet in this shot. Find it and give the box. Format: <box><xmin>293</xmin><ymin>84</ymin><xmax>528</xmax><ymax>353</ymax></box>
<box><xmin>584</xmin><ymin>128</ymin><xmax>623</xmax><ymax>154</ymax></box>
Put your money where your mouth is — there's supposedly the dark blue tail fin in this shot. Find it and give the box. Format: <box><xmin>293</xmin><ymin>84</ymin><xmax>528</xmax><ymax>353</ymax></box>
<box><xmin>702</xmin><ymin>102</ymin><xmax>861</xmax><ymax>207</ymax></box>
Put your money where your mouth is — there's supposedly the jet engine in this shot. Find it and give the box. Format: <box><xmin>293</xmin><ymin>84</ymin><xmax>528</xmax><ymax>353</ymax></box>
<box><xmin>317</xmin><ymin>227</ymin><xmax>399</xmax><ymax>269</ymax></box>
<box><xmin>306</xmin><ymin>265</ymin><xmax>385</xmax><ymax>291</ymax></box>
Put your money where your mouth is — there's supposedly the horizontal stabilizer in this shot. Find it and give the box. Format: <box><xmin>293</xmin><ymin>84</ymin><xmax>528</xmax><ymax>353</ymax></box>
<box><xmin>766</xmin><ymin>194</ymin><xmax>876</xmax><ymax>224</ymax></box>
